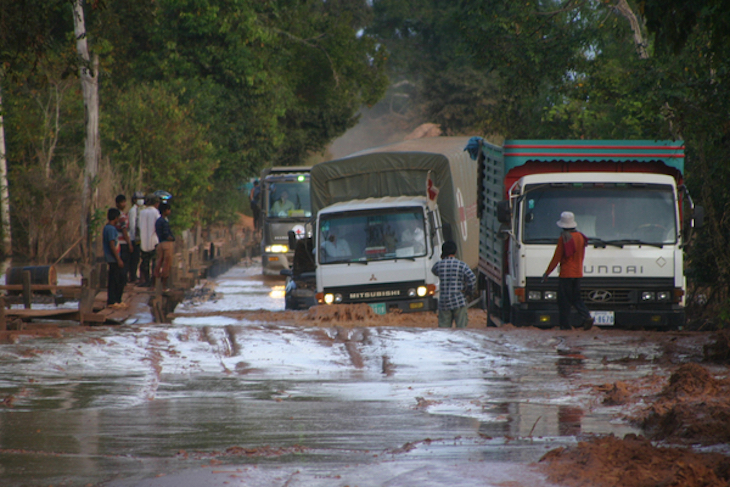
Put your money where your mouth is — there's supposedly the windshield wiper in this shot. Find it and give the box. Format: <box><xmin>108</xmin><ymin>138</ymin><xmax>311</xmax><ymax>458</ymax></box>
<box><xmin>325</xmin><ymin>259</ymin><xmax>368</xmax><ymax>265</ymax></box>
<box><xmin>588</xmin><ymin>238</ymin><xmax>624</xmax><ymax>248</ymax></box>
<box><xmin>524</xmin><ymin>238</ymin><xmax>557</xmax><ymax>244</ymax></box>
<box><xmin>606</xmin><ymin>239</ymin><xmax>664</xmax><ymax>249</ymax></box>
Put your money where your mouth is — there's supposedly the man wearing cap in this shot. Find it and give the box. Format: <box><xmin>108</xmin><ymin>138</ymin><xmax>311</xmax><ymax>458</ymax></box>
<box><xmin>542</xmin><ymin>211</ymin><xmax>593</xmax><ymax>330</ymax></box>
<box><xmin>431</xmin><ymin>240</ymin><xmax>477</xmax><ymax>328</ymax></box>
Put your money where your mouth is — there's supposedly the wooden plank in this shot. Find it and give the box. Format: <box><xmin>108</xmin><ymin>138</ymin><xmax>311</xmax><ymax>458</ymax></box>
<box><xmin>5</xmin><ymin>309</ymin><xmax>80</xmax><ymax>319</ymax></box>
<box><xmin>0</xmin><ymin>285</ymin><xmax>81</xmax><ymax>292</ymax></box>
<box><xmin>80</xmin><ymin>312</ymin><xmax>107</xmax><ymax>323</ymax></box>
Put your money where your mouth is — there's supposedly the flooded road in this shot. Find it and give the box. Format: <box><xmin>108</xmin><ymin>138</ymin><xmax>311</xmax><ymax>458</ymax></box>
<box><xmin>0</xmin><ymin>260</ymin><xmax>704</xmax><ymax>486</ymax></box>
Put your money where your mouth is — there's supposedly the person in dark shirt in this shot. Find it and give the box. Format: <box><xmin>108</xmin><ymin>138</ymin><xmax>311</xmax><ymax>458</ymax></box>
<box><xmin>154</xmin><ymin>203</ymin><xmax>175</xmax><ymax>290</ymax></box>
<box><xmin>103</xmin><ymin>207</ymin><xmax>126</xmax><ymax>307</ymax></box>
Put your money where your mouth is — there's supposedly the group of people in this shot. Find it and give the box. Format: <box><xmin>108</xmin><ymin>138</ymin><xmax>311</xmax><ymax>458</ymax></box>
<box><xmin>103</xmin><ymin>191</ymin><xmax>175</xmax><ymax>308</ymax></box>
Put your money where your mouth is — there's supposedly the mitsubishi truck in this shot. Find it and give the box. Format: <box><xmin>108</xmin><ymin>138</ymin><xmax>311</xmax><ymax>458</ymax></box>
<box><xmin>478</xmin><ymin>139</ymin><xmax>703</xmax><ymax>329</ymax></box>
<box><xmin>259</xmin><ymin>166</ymin><xmax>311</xmax><ymax>275</ymax></box>
<box><xmin>309</xmin><ymin>137</ymin><xmax>479</xmax><ymax>313</ymax></box>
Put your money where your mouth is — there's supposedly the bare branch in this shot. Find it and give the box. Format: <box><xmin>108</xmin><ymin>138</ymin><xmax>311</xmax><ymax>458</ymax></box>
<box><xmin>612</xmin><ymin>0</ymin><xmax>649</xmax><ymax>59</ymax></box>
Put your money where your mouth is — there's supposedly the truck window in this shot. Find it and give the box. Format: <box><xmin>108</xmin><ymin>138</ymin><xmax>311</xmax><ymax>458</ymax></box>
<box><xmin>266</xmin><ymin>181</ymin><xmax>311</xmax><ymax>218</ymax></box>
<box><xmin>521</xmin><ymin>184</ymin><xmax>677</xmax><ymax>244</ymax></box>
<box><xmin>319</xmin><ymin>209</ymin><xmax>426</xmax><ymax>264</ymax></box>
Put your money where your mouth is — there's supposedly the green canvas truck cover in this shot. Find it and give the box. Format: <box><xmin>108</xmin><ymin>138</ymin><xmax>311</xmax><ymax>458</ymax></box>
<box><xmin>310</xmin><ymin>137</ymin><xmax>479</xmax><ymax>269</ymax></box>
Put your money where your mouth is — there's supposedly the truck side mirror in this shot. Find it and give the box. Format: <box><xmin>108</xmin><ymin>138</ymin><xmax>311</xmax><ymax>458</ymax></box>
<box><xmin>497</xmin><ymin>201</ymin><xmax>511</xmax><ymax>223</ymax></box>
<box><xmin>693</xmin><ymin>205</ymin><xmax>705</xmax><ymax>228</ymax></box>
<box><xmin>288</xmin><ymin>230</ymin><xmax>297</xmax><ymax>249</ymax></box>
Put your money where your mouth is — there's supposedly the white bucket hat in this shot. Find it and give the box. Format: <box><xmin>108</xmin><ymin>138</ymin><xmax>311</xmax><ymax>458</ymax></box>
<box><xmin>556</xmin><ymin>211</ymin><xmax>577</xmax><ymax>229</ymax></box>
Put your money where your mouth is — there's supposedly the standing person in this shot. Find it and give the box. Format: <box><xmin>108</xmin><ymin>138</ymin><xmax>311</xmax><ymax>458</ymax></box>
<box><xmin>154</xmin><ymin>202</ymin><xmax>175</xmax><ymax>290</ymax></box>
<box><xmin>249</xmin><ymin>179</ymin><xmax>261</xmax><ymax>231</ymax></box>
<box><xmin>114</xmin><ymin>194</ymin><xmax>131</xmax><ymax>288</ymax></box>
<box><xmin>138</xmin><ymin>194</ymin><xmax>160</xmax><ymax>287</ymax></box>
<box><xmin>542</xmin><ymin>211</ymin><xmax>593</xmax><ymax>330</ymax></box>
<box><xmin>431</xmin><ymin>240</ymin><xmax>477</xmax><ymax>328</ymax></box>
<box><xmin>103</xmin><ymin>208</ymin><xmax>126</xmax><ymax>308</ymax></box>
<box><xmin>127</xmin><ymin>191</ymin><xmax>145</xmax><ymax>284</ymax></box>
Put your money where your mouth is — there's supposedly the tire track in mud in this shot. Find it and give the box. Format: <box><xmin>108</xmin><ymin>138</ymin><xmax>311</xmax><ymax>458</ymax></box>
<box><xmin>328</xmin><ymin>326</ymin><xmax>396</xmax><ymax>375</ymax></box>
<box><xmin>137</xmin><ymin>331</ymin><xmax>170</xmax><ymax>401</ymax></box>
<box><xmin>331</xmin><ymin>326</ymin><xmax>369</xmax><ymax>369</ymax></box>
<box><xmin>200</xmin><ymin>325</ymin><xmax>236</xmax><ymax>373</ymax></box>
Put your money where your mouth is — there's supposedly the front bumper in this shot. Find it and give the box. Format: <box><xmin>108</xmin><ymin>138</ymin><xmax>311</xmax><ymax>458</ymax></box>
<box><xmin>511</xmin><ymin>305</ymin><xmax>685</xmax><ymax>330</ymax></box>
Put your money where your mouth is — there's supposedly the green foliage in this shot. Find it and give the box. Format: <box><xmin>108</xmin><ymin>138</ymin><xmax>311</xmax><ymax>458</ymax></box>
<box><xmin>102</xmin><ymin>82</ymin><xmax>218</xmax><ymax>229</ymax></box>
<box><xmin>93</xmin><ymin>0</ymin><xmax>387</xmax><ymax>221</ymax></box>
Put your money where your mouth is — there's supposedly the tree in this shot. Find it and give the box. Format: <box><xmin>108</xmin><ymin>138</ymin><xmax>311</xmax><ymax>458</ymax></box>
<box><xmin>94</xmin><ymin>0</ymin><xmax>387</xmax><ymax>222</ymax></box>
<box><xmin>103</xmin><ymin>83</ymin><xmax>218</xmax><ymax>228</ymax></box>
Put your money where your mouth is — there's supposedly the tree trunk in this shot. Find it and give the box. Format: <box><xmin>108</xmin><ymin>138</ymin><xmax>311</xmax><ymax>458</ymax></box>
<box><xmin>0</xmin><ymin>83</ymin><xmax>12</xmax><ymax>257</ymax></box>
<box><xmin>73</xmin><ymin>0</ymin><xmax>100</xmax><ymax>265</ymax></box>
<box><xmin>614</xmin><ymin>0</ymin><xmax>649</xmax><ymax>59</ymax></box>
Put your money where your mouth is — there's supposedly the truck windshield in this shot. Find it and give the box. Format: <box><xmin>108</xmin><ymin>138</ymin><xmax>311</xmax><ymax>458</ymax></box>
<box><xmin>319</xmin><ymin>209</ymin><xmax>426</xmax><ymax>264</ymax></box>
<box><xmin>266</xmin><ymin>181</ymin><xmax>311</xmax><ymax>218</ymax></box>
<box><xmin>521</xmin><ymin>183</ymin><xmax>677</xmax><ymax>245</ymax></box>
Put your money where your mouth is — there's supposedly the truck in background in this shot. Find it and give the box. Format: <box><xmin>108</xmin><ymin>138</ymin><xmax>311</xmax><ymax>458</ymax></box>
<box><xmin>478</xmin><ymin>139</ymin><xmax>703</xmax><ymax>330</ymax></box>
<box><xmin>309</xmin><ymin>137</ymin><xmax>479</xmax><ymax>313</ymax></box>
<box><xmin>259</xmin><ymin>166</ymin><xmax>311</xmax><ymax>276</ymax></box>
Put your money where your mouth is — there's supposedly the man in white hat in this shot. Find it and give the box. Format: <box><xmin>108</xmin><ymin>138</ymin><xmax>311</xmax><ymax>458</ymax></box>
<box><xmin>542</xmin><ymin>211</ymin><xmax>593</xmax><ymax>330</ymax></box>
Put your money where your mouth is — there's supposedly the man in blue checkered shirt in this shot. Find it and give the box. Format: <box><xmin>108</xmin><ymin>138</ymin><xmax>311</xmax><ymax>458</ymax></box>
<box><xmin>431</xmin><ymin>240</ymin><xmax>477</xmax><ymax>328</ymax></box>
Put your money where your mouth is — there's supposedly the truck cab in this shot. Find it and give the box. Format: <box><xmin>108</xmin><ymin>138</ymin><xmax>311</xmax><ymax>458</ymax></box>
<box><xmin>505</xmin><ymin>172</ymin><xmax>687</xmax><ymax>329</ymax></box>
<box><xmin>259</xmin><ymin>167</ymin><xmax>311</xmax><ymax>275</ymax></box>
<box><xmin>315</xmin><ymin>197</ymin><xmax>442</xmax><ymax>313</ymax></box>
<box><xmin>479</xmin><ymin>139</ymin><xmax>702</xmax><ymax>330</ymax></box>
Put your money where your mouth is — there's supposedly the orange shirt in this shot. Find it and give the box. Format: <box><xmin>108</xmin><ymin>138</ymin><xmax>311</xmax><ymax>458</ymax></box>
<box><xmin>545</xmin><ymin>231</ymin><xmax>587</xmax><ymax>278</ymax></box>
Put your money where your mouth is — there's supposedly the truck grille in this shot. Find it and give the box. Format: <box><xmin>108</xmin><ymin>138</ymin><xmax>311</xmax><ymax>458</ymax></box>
<box><xmin>581</xmin><ymin>288</ymin><xmax>632</xmax><ymax>304</ymax></box>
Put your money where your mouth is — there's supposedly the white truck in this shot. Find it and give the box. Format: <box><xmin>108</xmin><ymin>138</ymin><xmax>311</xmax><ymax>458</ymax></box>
<box><xmin>309</xmin><ymin>137</ymin><xmax>479</xmax><ymax>313</ymax></box>
<box><xmin>479</xmin><ymin>139</ymin><xmax>703</xmax><ymax>329</ymax></box>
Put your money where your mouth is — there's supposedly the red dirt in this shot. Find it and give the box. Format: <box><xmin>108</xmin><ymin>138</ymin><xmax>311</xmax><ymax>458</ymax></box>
<box><xmin>540</xmin><ymin>434</ymin><xmax>730</xmax><ymax>487</ymax></box>
<box><xmin>541</xmin><ymin>343</ymin><xmax>730</xmax><ymax>486</ymax></box>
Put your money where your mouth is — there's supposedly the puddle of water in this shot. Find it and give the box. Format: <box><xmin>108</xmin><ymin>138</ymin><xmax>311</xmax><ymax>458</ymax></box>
<box><xmin>0</xmin><ymin>260</ymin><xmax>665</xmax><ymax>486</ymax></box>
<box><xmin>175</xmin><ymin>262</ymin><xmax>285</xmax><ymax>313</ymax></box>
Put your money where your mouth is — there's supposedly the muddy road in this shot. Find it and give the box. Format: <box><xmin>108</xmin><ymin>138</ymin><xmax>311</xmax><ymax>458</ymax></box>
<box><xmin>0</xmin><ymin>260</ymin><xmax>729</xmax><ymax>486</ymax></box>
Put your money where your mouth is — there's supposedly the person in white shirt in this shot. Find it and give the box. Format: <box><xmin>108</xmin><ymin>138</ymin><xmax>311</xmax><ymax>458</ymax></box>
<box><xmin>400</xmin><ymin>219</ymin><xmax>426</xmax><ymax>254</ymax></box>
<box><xmin>127</xmin><ymin>191</ymin><xmax>144</xmax><ymax>283</ymax></box>
<box><xmin>322</xmin><ymin>234</ymin><xmax>352</xmax><ymax>262</ymax></box>
<box><xmin>137</xmin><ymin>195</ymin><xmax>160</xmax><ymax>287</ymax></box>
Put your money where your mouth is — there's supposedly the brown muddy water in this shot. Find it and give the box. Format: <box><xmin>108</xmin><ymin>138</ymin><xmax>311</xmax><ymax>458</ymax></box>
<box><xmin>0</xmin><ymin>260</ymin><xmax>719</xmax><ymax>486</ymax></box>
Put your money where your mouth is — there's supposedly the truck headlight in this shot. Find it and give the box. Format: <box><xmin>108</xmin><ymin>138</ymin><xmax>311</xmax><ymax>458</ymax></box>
<box><xmin>657</xmin><ymin>291</ymin><xmax>670</xmax><ymax>302</ymax></box>
<box><xmin>528</xmin><ymin>290</ymin><xmax>542</xmax><ymax>301</ymax></box>
<box><xmin>417</xmin><ymin>286</ymin><xmax>428</xmax><ymax>297</ymax></box>
<box><xmin>641</xmin><ymin>291</ymin><xmax>655</xmax><ymax>301</ymax></box>
<box><xmin>324</xmin><ymin>293</ymin><xmax>335</xmax><ymax>304</ymax></box>
<box><xmin>543</xmin><ymin>291</ymin><xmax>557</xmax><ymax>301</ymax></box>
<box><xmin>334</xmin><ymin>293</ymin><xmax>343</xmax><ymax>304</ymax></box>
<box><xmin>407</xmin><ymin>288</ymin><xmax>417</xmax><ymax>298</ymax></box>
<box><xmin>265</xmin><ymin>244</ymin><xmax>289</xmax><ymax>253</ymax></box>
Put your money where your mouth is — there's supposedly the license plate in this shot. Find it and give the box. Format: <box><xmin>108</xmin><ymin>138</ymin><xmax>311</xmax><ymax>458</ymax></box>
<box><xmin>369</xmin><ymin>303</ymin><xmax>387</xmax><ymax>315</ymax></box>
<box><xmin>590</xmin><ymin>311</ymin><xmax>615</xmax><ymax>326</ymax></box>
